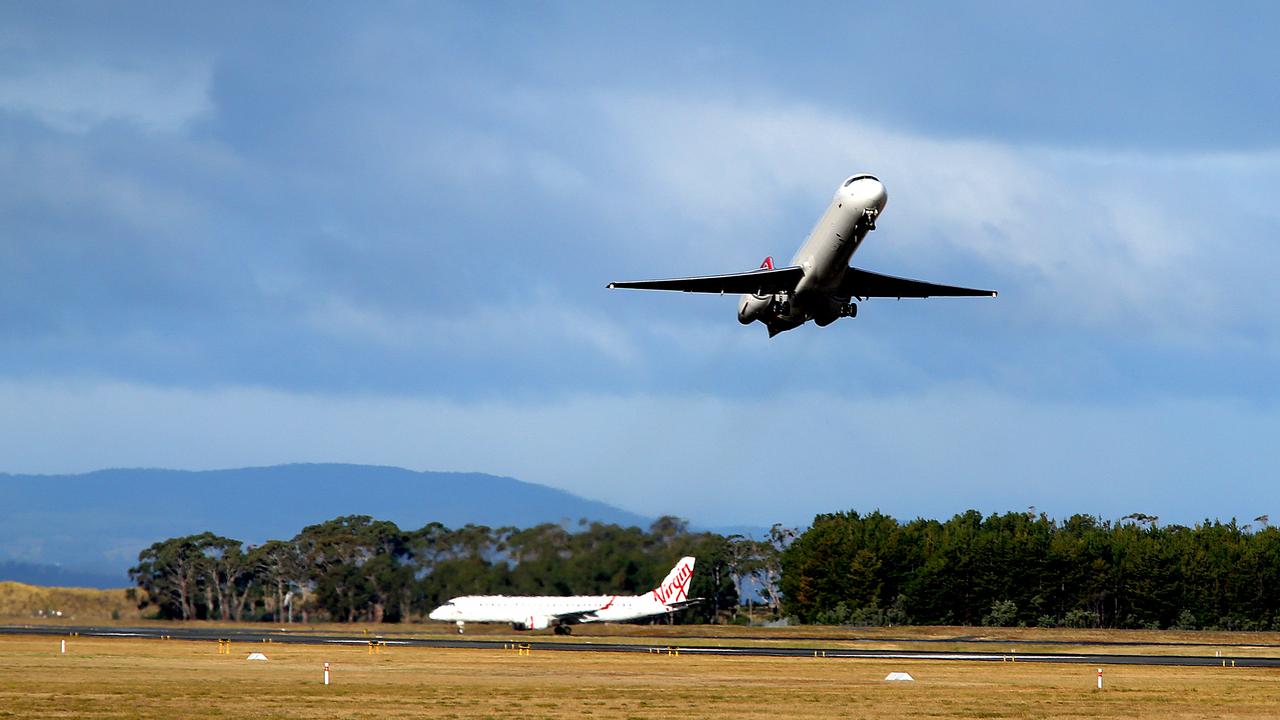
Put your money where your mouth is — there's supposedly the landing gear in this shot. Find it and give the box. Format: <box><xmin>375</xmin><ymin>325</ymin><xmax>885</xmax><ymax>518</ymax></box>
<box><xmin>839</xmin><ymin>302</ymin><xmax>858</xmax><ymax>318</ymax></box>
<box><xmin>863</xmin><ymin>208</ymin><xmax>878</xmax><ymax>231</ymax></box>
<box><xmin>456</xmin><ymin>621</ymin><xmax>465</xmax><ymax>634</ymax></box>
<box><xmin>553</xmin><ymin>625</ymin><xmax>572</xmax><ymax>635</ymax></box>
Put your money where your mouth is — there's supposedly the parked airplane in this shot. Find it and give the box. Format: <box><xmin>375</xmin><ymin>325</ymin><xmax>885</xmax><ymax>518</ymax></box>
<box><xmin>428</xmin><ymin>557</ymin><xmax>697</xmax><ymax>634</ymax></box>
<box><xmin>608</xmin><ymin>175</ymin><xmax>997</xmax><ymax>336</ymax></box>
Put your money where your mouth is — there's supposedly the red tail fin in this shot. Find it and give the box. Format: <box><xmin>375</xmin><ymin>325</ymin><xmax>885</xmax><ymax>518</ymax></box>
<box><xmin>760</xmin><ymin>256</ymin><xmax>774</xmax><ymax>270</ymax></box>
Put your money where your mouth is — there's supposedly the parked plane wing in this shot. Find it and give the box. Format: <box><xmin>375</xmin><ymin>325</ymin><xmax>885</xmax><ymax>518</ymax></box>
<box><xmin>841</xmin><ymin>267</ymin><xmax>998</xmax><ymax>299</ymax></box>
<box><xmin>551</xmin><ymin>608</ymin><xmax>605</xmax><ymax>624</ymax></box>
<box><xmin>608</xmin><ymin>266</ymin><xmax>804</xmax><ymax>295</ymax></box>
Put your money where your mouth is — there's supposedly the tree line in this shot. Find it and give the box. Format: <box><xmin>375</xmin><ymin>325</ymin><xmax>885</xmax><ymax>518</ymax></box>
<box><xmin>781</xmin><ymin>510</ymin><xmax>1280</xmax><ymax>630</ymax></box>
<box><xmin>129</xmin><ymin>515</ymin><xmax>790</xmax><ymax>624</ymax></box>
<box><xmin>132</xmin><ymin>508</ymin><xmax>1280</xmax><ymax>630</ymax></box>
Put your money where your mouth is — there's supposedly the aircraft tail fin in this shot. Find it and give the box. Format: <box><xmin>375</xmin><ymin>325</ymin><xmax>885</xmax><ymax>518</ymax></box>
<box><xmin>760</xmin><ymin>256</ymin><xmax>774</xmax><ymax>270</ymax></box>
<box><xmin>649</xmin><ymin>557</ymin><xmax>695</xmax><ymax>604</ymax></box>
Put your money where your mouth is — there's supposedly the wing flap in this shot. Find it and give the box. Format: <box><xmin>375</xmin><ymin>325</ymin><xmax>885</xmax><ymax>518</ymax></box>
<box><xmin>608</xmin><ymin>266</ymin><xmax>804</xmax><ymax>295</ymax></box>
<box><xmin>551</xmin><ymin>609</ymin><xmax>598</xmax><ymax>624</ymax></box>
<box><xmin>841</xmin><ymin>267</ymin><xmax>997</xmax><ymax>299</ymax></box>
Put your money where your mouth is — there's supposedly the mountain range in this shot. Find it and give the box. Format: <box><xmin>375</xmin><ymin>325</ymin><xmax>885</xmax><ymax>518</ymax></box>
<box><xmin>0</xmin><ymin>463</ymin><xmax>677</xmax><ymax>588</ymax></box>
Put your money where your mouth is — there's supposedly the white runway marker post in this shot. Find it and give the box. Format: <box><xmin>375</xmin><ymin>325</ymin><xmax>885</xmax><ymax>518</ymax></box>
<box><xmin>1097</xmin><ymin>668</ymin><xmax>1103</xmax><ymax>689</ymax></box>
<box><xmin>60</xmin><ymin>639</ymin><xmax>65</xmax><ymax>654</ymax></box>
<box><xmin>324</xmin><ymin>662</ymin><xmax>330</xmax><ymax>686</ymax></box>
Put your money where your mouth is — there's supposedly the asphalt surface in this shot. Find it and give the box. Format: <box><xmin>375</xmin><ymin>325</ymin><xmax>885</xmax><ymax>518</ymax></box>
<box><xmin>4</xmin><ymin>624</ymin><xmax>1279</xmax><ymax>668</ymax></box>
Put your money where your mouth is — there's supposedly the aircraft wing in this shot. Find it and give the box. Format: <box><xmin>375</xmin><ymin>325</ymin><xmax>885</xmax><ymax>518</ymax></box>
<box><xmin>841</xmin><ymin>267</ymin><xmax>998</xmax><ymax>299</ymax></box>
<box><xmin>551</xmin><ymin>609</ymin><xmax>604</xmax><ymax>625</ymax></box>
<box><xmin>608</xmin><ymin>266</ymin><xmax>804</xmax><ymax>295</ymax></box>
<box><xmin>552</xmin><ymin>598</ymin><xmax>704</xmax><ymax>625</ymax></box>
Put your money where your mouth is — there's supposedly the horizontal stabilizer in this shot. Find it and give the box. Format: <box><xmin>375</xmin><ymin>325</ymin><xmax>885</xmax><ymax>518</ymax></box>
<box><xmin>841</xmin><ymin>267</ymin><xmax>997</xmax><ymax>299</ymax></box>
<box><xmin>608</xmin><ymin>266</ymin><xmax>803</xmax><ymax>295</ymax></box>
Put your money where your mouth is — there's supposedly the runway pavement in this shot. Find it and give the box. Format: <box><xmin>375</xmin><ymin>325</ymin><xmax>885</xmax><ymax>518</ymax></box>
<box><xmin>4</xmin><ymin>624</ymin><xmax>1279</xmax><ymax>668</ymax></box>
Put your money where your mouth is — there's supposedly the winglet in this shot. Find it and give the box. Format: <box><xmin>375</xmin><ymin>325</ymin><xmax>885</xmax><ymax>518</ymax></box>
<box><xmin>760</xmin><ymin>256</ymin><xmax>774</xmax><ymax>270</ymax></box>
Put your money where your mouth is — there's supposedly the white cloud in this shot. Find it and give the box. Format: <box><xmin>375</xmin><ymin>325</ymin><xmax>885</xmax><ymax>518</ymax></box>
<box><xmin>303</xmin><ymin>289</ymin><xmax>639</xmax><ymax>366</ymax></box>
<box><xmin>0</xmin><ymin>63</ymin><xmax>212</xmax><ymax>134</ymax></box>
<box><xmin>592</xmin><ymin>93</ymin><xmax>1280</xmax><ymax>351</ymax></box>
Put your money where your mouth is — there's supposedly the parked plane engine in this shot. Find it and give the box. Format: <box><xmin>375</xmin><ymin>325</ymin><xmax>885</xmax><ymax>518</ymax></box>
<box><xmin>513</xmin><ymin>616</ymin><xmax>551</xmax><ymax>631</ymax></box>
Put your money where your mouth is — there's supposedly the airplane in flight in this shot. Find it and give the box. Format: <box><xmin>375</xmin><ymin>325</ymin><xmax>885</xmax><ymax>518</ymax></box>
<box><xmin>428</xmin><ymin>557</ymin><xmax>697</xmax><ymax>634</ymax></box>
<box><xmin>608</xmin><ymin>175</ymin><xmax>997</xmax><ymax>336</ymax></box>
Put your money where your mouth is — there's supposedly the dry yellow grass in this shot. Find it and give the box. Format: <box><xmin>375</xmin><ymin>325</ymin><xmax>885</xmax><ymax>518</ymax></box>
<box><xmin>0</xmin><ymin>583</ymin><xmax>142</xmax><ymax>623</ymax></box>
<box><xmin>1</xmin><ymin>634</ymin><xmax>1278</xmax><ymax>719</ymax></box>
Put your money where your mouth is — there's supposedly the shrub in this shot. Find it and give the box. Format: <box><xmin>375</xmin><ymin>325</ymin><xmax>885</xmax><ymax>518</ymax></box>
<box><xmin>981</xmin><ymin>600</ymin><xmax>1018</xmax><ymax>627</ymax></box>
<box><xmin>1062</xmin><ymin>609</ymin><xmax>1097</xmax><ymax>629</ymax></box>
<box><xmin>1172</xmin><ymin>609</ymin><xmax>1198</xmax><ymax>631</ymax></box>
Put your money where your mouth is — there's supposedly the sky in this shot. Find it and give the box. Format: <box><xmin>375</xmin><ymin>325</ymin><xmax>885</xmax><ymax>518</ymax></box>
<box><xmin>2</xmin><ymin>2</ymin><xmax>1278</xmax><ymax>528</ymax></box>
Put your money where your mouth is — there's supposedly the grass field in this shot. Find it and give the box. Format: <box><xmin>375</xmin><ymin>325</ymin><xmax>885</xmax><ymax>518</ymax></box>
<box><xmin>1</xmin><ymin>634</ymin><xmax>1278</xmax><ymax>719</ymax></box>
<box><xmin>11</xmin><ymin>615</ymin><xmax>1280</xmax><ymax>658</ymax></box>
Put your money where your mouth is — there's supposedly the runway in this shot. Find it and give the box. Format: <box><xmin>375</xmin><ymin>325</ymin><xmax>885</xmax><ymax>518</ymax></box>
<box><xmin>4</xmin><ymin>624</ymin><xmax>1279</xmax><ymax>668</ymax></box>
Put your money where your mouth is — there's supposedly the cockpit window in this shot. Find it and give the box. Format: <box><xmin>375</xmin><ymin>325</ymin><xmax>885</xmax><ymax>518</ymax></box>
<box><xmin>844</xmin><ymin>174</ymin><xmax>876</xmax><ymax>187</ymax></box>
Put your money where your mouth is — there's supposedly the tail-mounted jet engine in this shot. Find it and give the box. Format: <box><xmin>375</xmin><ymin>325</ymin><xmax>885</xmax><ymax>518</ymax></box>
<box><xmin>814</xmin><ymin>298</ymin><xmax>858</xmax><ymax>327</ymax></box>
<box><xmin>738</xmin><ymin>293</ymin><xmax>791</xmax><ymax>325</ymax></box>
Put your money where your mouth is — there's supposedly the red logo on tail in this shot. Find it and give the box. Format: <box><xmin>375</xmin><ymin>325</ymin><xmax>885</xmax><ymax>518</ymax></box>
<box><xmin>651</xmin><ymin>562</ymin><xmax>694</xmax><ymax>604</ymax></box>
<box><xmin>760</xmin><ymin>256</ymin><xmax>774</xmax><ymax>270</ymax></box>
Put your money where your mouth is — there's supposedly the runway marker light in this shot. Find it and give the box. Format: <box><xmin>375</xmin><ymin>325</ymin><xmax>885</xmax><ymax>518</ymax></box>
<box><xmin>217</xmin><ymin>639</ymin><xmax>231</xmax><ymax>655</ymax></box>
<box><xmin>60</xmin><ymin>639</ymin><xmax>65</xmax><ymax>654</ymax></box>
<box><xmin>1097</xmin><ymin>668</ymin><xmax>1103</xmax><ymax>689</ymax></box>
<box><xmin>324</xmin><ymin>661</ymin><xmax>330</xmax><ymax>685</ymax></box>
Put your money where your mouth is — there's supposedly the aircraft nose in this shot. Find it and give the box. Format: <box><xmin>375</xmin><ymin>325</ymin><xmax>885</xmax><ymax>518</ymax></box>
<box><xmin>845</xmin><ymin>175</ymin><xmax>887</xmax><ymax>211</ymax></box>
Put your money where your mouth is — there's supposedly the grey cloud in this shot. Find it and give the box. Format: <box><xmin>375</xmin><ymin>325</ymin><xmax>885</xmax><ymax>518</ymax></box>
<box><xmin>0</xmin><ymin>62</ymin><xmax>212</xmax><ymax>134</ymax></box>
<box><xmin>2</xmin><ymin>5</ymin><xmax>1278</xmax><ymax>406</ymax></box>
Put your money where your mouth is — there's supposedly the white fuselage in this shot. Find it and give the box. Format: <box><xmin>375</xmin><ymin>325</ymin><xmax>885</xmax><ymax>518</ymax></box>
<box><xmin>738</xmin><ymin>174</ymin><xmax>888</xmax><ymax>331</ymax></box>
<box><xmin>429</xmin><ymin>556</ymin><xmax>696</xmax><ymax>632</ymax></box>
<box><xmin>428</xmin><ymin>593</ymin><xmax>672</xmax><ymax>628</ymax></box>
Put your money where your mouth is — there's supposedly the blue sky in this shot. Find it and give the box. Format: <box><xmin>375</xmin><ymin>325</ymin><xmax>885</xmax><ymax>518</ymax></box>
<box><xmin>2</xmin><ymin>2</ymin><xmax>1278</xmax><ymax>527</ymax></box>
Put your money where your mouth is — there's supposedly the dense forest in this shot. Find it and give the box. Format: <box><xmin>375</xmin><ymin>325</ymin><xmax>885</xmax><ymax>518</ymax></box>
<box><xmin>129</xmin><ymin>515</ymin><xmax>787</xmax><ymax>624</ymax></box>
<box><xmin>131</xmin><ymin>509</ymin><xmax>1280</xmax><ymax>630</ymax></box>
<box><xmin>781</xmin><ymin>510</ymin><xmax>1280</xmax><ymax>630</ymax></box>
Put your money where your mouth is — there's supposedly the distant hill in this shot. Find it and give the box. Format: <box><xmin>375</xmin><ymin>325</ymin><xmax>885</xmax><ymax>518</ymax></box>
<box><xmin>0</xmin><ymin>464</ymin><xmax>654</xmax><ymax>588</ymax></box>
<box><xmin>0</xmin><ymin>560</ymin><xmax>127</xmax><ymax>589</ymax></box>
<box><xmin>0</xmin><ymin>581</ymin><xmax>143</xmax><ymax>621</ymax></box>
